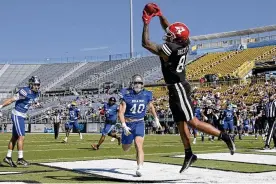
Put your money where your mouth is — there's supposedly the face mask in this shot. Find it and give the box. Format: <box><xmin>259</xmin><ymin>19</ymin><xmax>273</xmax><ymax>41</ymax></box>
<box><xmin>133</xmin><ymin>83</ymin><xmax>143</xmax><ymax>93</ymax></box>
<box><xmin>31</xmin><ymin>84</ymin><xmax>40</xmax><ymax>92</ymax></box>
<box><xmin>109</xmin><ymin>101</ymin><xmax>115</xmax><ymax>106</ymax></box>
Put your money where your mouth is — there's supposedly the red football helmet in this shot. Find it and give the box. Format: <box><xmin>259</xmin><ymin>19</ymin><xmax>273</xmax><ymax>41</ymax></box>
<box><xmin>164</xmin><ymin>22</ymin><xmax>190</xmax><ymax>42</ymax></box>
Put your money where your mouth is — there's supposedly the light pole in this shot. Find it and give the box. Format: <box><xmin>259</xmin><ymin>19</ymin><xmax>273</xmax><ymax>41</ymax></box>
<box><xmin>65</xmin><ymin>52</ymin><xmax>69</xmax><ymax>63</ymax></box>
<box><xmin>130</xmin><ymin>0</ymin><xmax>134</xmax><ymax>58</ymax></box>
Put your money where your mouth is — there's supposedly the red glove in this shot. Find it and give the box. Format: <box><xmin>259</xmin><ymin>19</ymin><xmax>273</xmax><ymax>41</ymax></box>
<box><xmin>142</xmin><ymin>10</ymin><xmax>152</xmax><ymax>25</ymax></box>
<box><xmin>150</xmin><ymin>3</ymin><xmax>162</xmax><ymax>16</ymax></box>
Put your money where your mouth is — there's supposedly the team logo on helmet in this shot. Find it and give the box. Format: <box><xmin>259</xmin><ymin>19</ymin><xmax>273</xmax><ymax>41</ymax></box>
<box><xmin>164</xmin><ymin>22</ymin><xmax>190</xmax><ymax>43</ymax></box>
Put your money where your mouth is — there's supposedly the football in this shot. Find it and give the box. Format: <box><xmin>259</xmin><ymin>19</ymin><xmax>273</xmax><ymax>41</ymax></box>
<box><xmin>144</xmin><ymin>3</ymin><xmax>158</xmax><ymax>16</ymax></box>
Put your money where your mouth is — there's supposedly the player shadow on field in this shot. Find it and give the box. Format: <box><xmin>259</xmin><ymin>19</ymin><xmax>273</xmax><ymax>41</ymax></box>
<box><xmin>76</xmin><ymin>168</ymin><xmax>137</xmax><ymax>177</ymax></box>
<box><xmin>77</xmin><ymin>148</ymin><xmax>95</xmax><ymax>150</ymax></box>
<box><xmin>246</xmin><ymin>147</ymin><xmax>267</xmax><ymax>151</ymax></box>
<box><xmin>45</xmin><ymin>175</ymin><xmax>120</xmax><ymax>182</ymax></box>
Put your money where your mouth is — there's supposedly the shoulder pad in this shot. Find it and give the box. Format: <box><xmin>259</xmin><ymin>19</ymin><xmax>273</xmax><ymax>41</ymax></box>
<box><xmin>144</xmin><ymin>90</ymin><xmax>153</xmax><ymax>101</ymax></box>
<box><xmin>118</xmin><ymin>88</ymin><xmax>131</xmax><ymax>101</ymax></box>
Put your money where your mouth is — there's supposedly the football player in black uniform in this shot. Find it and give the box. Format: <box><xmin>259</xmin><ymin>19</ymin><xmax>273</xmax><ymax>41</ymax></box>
<box><xmin>141</xmin><ymin>3</ymin><xmax>235</xmax><ymax>173</ymax></box>
<box><xmin>255</xmin><ymin>100</ymin><xmax>267</xmax><ymax>140</ymax></box>
<box><xmin>202</xmin><ymin>100</ymin><xmax>215</xmax><ymax>142</ymax></box>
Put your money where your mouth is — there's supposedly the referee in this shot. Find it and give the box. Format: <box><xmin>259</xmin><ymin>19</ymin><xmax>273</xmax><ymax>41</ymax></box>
<box><xmin>53</xmin><ymin>109</ymin><xmax>62</xmax><ymax>139</ymax></box>
<box><xmin>264</xmin><ymin>94</ymin><xmax>276</xmax><ymax>149</ymax></box>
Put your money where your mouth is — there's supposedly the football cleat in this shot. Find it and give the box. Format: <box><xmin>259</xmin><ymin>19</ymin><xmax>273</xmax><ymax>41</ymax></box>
<box><xmin>179</xmin><ymin>154</ymin><xmax>197</xmax><ymax>173</ymax></box>
<box><xmin>3</xmin><ymin>157</ymin><xmax>17</xmax><ymax>167</ymax></box>
<box><xmin>222</xmin><ymin>134</ymin><xmax>236</xmax><ymax>155</ymax></box>
<box><xmin>201</xmin><ymin>135</ymin><xmax>204</xmax><ymax>142</ymax></box>
<box><xmin>91</xmin><ymin>144</ymin><xmax>99</xmax><ymax>150</ymax></box>
<box><xmin>136</xmin><ymin>166</ymin><xmax>143</xmax><ymax>177</ymax></box>
<box><xmin>17</xmin><ymin>158</ymin><xmax>29</xmax><ymax>166</ymax></box>
<box><xmin>62</xmin><ymin>137</ymin><xmax>68</xmax><ymax>143</ymax></box>
<box><xmin>263</xmin><ymin>145</ymin><xmax>270</xmax><ymax>150</ymax></box>
<box><xmin>110</xmin><ymin>137</ymin><xmax>115</xmax><ymax>142</ymax></box>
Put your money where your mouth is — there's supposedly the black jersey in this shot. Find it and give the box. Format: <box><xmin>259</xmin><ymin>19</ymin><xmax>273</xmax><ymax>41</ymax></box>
<box><xmin>203</xmin><ymin>106</ymin><xmax>213</xmax><ymax>119</ymax></box>
<box><xmin>256</xmin><ymin>104</ymin><xmax>265</xmax><ymax>117</ymax></box>
<box><xmin>160</xmin><ymin>42</ymin><xmax>189</xmax><ymax>84</ymax></box>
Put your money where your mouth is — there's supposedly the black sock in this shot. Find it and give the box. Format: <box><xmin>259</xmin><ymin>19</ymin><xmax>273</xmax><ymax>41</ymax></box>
<box><xmin>185</xmin><ymin>148</ymin><xmax>193</xmax><ymax>157</ymax></box>
<box><xmin>219</xmin><ymin>132</ymin><xmax>228</xmax><ymax>141</ymax></box>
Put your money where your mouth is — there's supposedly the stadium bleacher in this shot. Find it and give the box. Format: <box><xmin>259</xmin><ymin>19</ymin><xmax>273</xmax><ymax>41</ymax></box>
<box><xmin>61</xmin><ymin>59</ymin><xmax>125</xmax><ymax>89</ymax></box>
<box><xmin>53</xmin><ymin>62</ymin><xmax>102</xmax><ymax>89</ymax></box>
<box><xmin>0</xmin><ymin>64</ymin><xmax>40</xmax><ymax>91</ymax></box>
<box><xmin>18</xmin><ymin>63</ymin><xmax>80</xmax><ymax>89</ymax></box>
<box><xmin>86</xmin><ymin>56</ymin><xmax>160</xmax><ymax>88</ymax></box>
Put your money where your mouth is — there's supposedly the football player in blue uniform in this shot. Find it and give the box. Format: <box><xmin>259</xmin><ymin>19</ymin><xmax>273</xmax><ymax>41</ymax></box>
<box><xmin>192</xmin><ymin>102</ymin><xmax>203</xmax><ymax>144</ymax></box>
<box><xmin>222</xmin><ymin>104</ymin><xmax>236</xmax><ymax>134</ymax></box>
<box><xmin>119</xmin><ymin>74</ymin><xmax>162</xmax><ymax>177</ymax></box>
<box><xmin>63</xmin><ymin>101</ymin><xmax>82</xmax><ymax>143</ymax></box>
<box><xmin>0</xmin><ymin>76</ymin><xmax>40</xmax><ymax>167</ymax></box>
<box><xmin>91</xmin><ymin>97</ymin><xmax>121</xmax><ymax>150</ymax></box>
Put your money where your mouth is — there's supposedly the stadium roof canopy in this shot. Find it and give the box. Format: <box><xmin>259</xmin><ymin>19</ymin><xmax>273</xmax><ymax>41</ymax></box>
<box><xmin>190</xmin><ymin>25</ymin><xmax>276</xmax><ymax>41</ymax></box>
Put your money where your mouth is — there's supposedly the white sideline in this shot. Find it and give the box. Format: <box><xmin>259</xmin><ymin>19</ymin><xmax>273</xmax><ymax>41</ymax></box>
<box><xmin>256</xmin><ymin>149</ymin><xmax>276</xmax><ymax>153</ymax></box>
<box><xmin>0</xmin><ymin>172</ymin><xmax>20</xmax><ymax>175</ymax></box>
<box><xmin>40</xmin><ymin>159</ymin><xmax>276</xmax><ymax>183</ymax></box>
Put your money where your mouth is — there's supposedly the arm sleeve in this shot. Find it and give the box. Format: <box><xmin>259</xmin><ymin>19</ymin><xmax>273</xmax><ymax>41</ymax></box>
<box><xmin>160</xmin><ymin>43</ymin><xmax>172</xmax><ymax>57</ymax></box>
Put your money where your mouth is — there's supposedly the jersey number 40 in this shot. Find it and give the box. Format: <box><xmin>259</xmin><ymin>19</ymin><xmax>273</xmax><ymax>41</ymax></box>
<box><xmin>130</xmin><ymin>104</ymin><xmax>145</xmax><ymax>114</ymax></box>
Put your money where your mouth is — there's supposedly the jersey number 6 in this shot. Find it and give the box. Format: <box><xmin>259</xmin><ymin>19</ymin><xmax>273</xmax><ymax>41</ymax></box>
<box><xmin>176</xmin><ymin>55</ymin><xmax>186</xmax><ymax>73</ymax></box>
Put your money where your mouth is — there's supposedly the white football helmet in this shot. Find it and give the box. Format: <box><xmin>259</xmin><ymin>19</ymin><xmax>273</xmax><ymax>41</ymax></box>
<box><xmin>131</xmin><ymin>74</ymin><xmax>144</xmax><ymax>93</ymax></box>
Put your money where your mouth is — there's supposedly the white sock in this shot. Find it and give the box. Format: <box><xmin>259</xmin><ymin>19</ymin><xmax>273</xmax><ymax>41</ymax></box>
<box><xmin>6</xmin><ymin>149</ymin><xmax>12</xmax><ymax>158</ymax></box>
<box><xmin>18</xmin><ymin>150</ymin><xmax>23</xmax><ymax>159</ymax></box>
<box><xmin>64</xmin><ymin>137</ymin><xmax>68</xmax><ymax>141</ymax></box>
<box><xmin>137</xmin><ymin>164</ymin><xmax>143</xmax><ymax>170</ymax></box>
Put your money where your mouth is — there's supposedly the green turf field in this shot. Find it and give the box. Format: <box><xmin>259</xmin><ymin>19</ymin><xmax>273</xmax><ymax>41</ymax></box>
<box><xmin>0</xmin><ymin>133</ymin><xmax>275</xmax><ymax>183</ymax></box>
